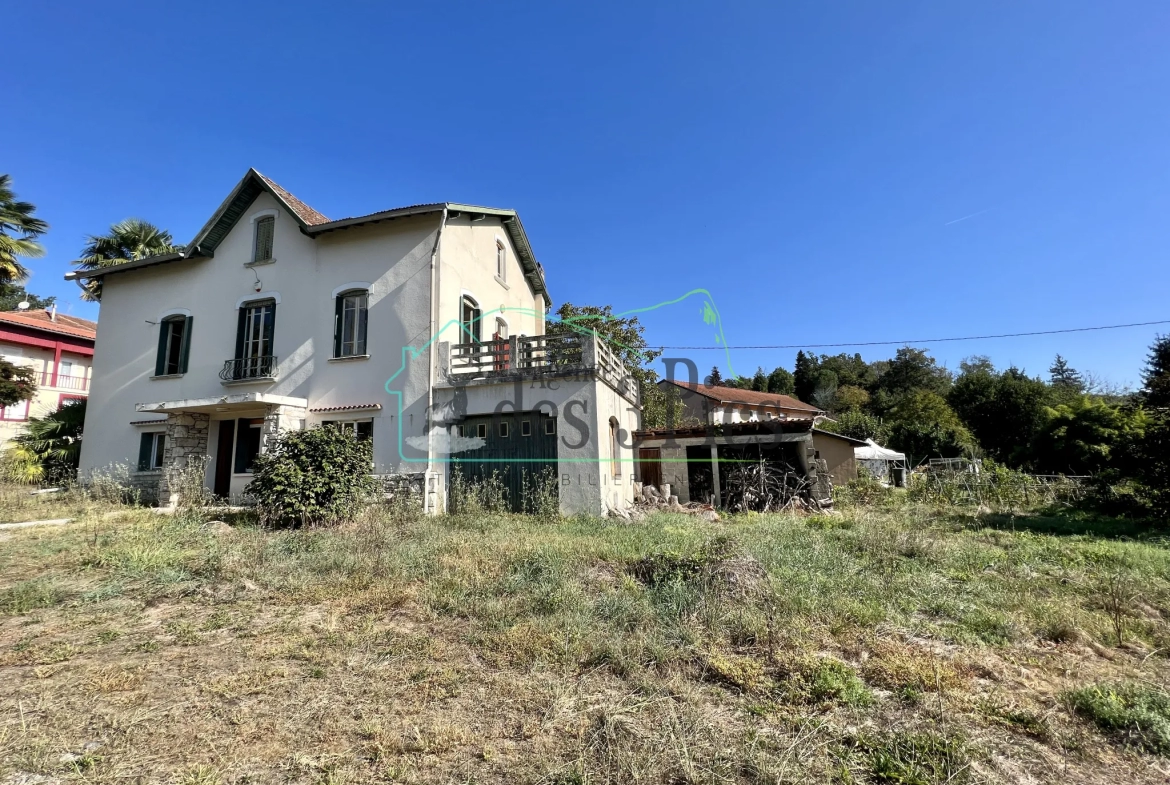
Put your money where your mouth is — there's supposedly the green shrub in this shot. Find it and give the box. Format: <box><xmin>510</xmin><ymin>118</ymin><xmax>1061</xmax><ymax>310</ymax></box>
<box><xmin>246</xmin><ymin>427</ymin><xmax>376</xmax><ymax>527</ymax></box>
<box><xmin>1065</xmin><ymin>682</ymin><xmax>1170</xmax><ymax>754</ymax></box>
<box><xmin>862</xmin><ymin>730</ymin><xmax>972</xmax><ymax>784</ymax></box>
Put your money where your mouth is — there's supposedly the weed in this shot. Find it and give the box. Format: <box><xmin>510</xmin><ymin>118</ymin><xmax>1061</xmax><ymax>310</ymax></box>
<box><xmin>1065</xmin><ymin>681</ymin><xmax>1170</xmax><ymax>754</ymax></box>
<box><xmin>0</xmin><ymin>579</ymin><xmax>67</xmax><ymax>614</ymax></box>
<box><xmin>861</xmin><ymin>730</ymin><xmax>972</xmax><ymax>784</ymax></box>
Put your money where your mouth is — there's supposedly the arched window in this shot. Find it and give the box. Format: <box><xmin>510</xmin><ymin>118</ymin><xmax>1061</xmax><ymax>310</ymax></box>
<box><xmin>494</xmin><ymin>317</ymin><xmax>508</xmax><ymax>340</ymax></box>
<box><xmin>155</xmin><ymin>314</ymin><xmax>192</xmax><ymax>376</ymax></box>
<box><xmin>334</xmin><ymin>289</ymin><xmax>369</xmax><ymax>358</ymax></box>
<box><xmin>461</xmin><ymin>295</ymin><xmax>481</xmax><ymax>344</ymax></box>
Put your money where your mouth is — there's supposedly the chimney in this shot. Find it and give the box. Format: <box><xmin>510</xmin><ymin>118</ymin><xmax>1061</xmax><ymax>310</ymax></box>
<box><xmin>49</xmin><ymin>304</ymin><xmax>57</xmax><ymax>322</ymax></box>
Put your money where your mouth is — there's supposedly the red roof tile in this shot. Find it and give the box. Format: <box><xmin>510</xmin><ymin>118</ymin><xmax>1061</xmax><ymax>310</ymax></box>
<box><xmin>0</xmin><ymin>310</ymin><xmax>97</xmax><ymax>341</ymax></box>
<box><xmin>255</xmin><ymin>172</ymin><xmax>330</xmax><ymax>226</ymax></box>
<box><xmin>665</xmin><ymin>380</ymin><xmax>823</xmax><ymax>413</ymax></box>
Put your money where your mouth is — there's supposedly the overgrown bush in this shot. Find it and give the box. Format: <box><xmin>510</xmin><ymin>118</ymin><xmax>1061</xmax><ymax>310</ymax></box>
<box><xmin>246</xmin><ymin>427</ymin><xmax>376</xmax><ymax>527</ymax></box>
<box><xmin>520</xmin><ymin>466</ymin><xmax>560</xmax><ymax>519</ymax></box>
<box><xmin>448</xmin><ymin>466</ymin><xmax>510</xmax><ymax>514</ymax></box>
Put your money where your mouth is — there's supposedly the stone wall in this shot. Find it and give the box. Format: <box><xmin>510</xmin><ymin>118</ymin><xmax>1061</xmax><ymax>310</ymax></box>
<box><xmin>158</xmin><ymin>412</ymin><xmax>210</xmax><ymax>507</ymax></box>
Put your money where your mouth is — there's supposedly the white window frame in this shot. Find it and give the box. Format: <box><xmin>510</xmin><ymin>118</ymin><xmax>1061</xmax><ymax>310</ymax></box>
<box><xmin>495</xmin><ymin>238</ymin><xmax>507</xmax><ymax>282</ymax></box>
<box><xmin>148</xmin><ymin>431</ymin><xmax>166</xmax><ymax>470</ymax></box>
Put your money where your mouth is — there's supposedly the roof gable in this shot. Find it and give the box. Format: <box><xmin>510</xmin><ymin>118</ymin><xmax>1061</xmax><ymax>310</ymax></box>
<box><xmin>188</xmin><ymin>168</ymin><xmax>329</xmax><ymax>254</ymax></box>
<box><xmin>664</xmin><ymin>379</ymin><xmax>823</xmax><ymax>413</ymax></box>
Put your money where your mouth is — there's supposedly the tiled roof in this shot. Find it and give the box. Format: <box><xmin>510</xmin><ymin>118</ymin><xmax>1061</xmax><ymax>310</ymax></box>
<box><xmin>665</xmin><ymin>380</ymin><xmax>823</xmax><ymax>413</ymax></box>
<box><xmin>635</xmin><ymin>418</ymin><xmax>816</xmax><ymax>440</ymax></box>
<box><xmin>309</xmin><ymin>403</ymin><xmax>383</xmax><ymax>413</ymax></box>
<box><xmin>255</xmin><ymin>171</ymin><xmax>330</xmax><ymax>226</ymax></box>
<box><xmin>0</xmin><ymin>310</ymin><xmax>97</xmax><ymax>341</ymax></box>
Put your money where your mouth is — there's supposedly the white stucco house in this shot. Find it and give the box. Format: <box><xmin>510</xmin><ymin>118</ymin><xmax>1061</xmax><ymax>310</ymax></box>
<box><xmin>69</xmin><ymin>169</ymin><xmax>640</xmax><ymax>515</ymax></box>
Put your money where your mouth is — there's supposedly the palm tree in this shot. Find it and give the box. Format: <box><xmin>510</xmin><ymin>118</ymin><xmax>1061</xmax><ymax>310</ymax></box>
<box><xmin>3</xmin><ymin>399</ymin><xmax>85</xmax><ymax>485</ymax></box>
<box><xmin>74</xmin><ymin>219</ymin><xmax>180</xmax><ymax>301</ymax></box>
<box><xmin>0</xmin><ymin>174</ymin><xmax>49</xmax><ymax>285</ymax></box>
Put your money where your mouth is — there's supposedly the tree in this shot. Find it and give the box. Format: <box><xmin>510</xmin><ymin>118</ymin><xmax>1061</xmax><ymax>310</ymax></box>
<box><xmin>74</xmin><ymin>219</ymin><xmax>180</xmax><ymax>301</ymax></box>
<box><xmin>1141</xmin><ymin>334</ymin><xmax>1170</xmax><ymax>410</ymax></box>
<box><xmin>706</xmin><ymin>366</ymin><xmax>723</xmax><ymax>387</ymax></box>
<box><xmin>3</xmin><ymin>399</ymin><xmax>85</xmax><ymax>484</ymax></box>
<box><xmin>766</xmin><ymin>366</ymin><xmax>795</xmax><ymax>395</ymax></box>
<box><xmin>750</xmin><ymin>366</ymin><xmax>768</xmax><ymax>392</ymax></box>
<box><xmin>873</xmin><ymin>347</ymin><xmax>952</xmax><ymax>404</ymax></box>
<box><xmin>833</xmin><ymin>385</ymin><xmax>870</xmax><ymax>412</ymax></box>
<box><xmin>0</xmin><ymin>174</ymin><xmax>48</xmax><ymax>284</ymax></box>
<box><xmin>818</xmin><ymin>408</ymin><xmax>888</xmax><ymax>443</ymax></box>
<box><xmin>0</xmin><ymin>360</ymin><xmax>36</xmax><ymax>408</ymax></box>
<box><xmin>0</xmin><ymin>284</ymin><xmax>55</xmax><ymax>312</ymax></box>
<box><xmin>547</xmin><ymin>302</ymin><xmax>668</xmax><ymax>427</ymax></box>
<box><xmin>885</xmin><ymin>390</ymin><xmax>975</xmax><ymax>466</ymax></box>
<box><xmin>1029</xmin><ymin>396</ymin><xmax>1147</xmax><ymax>477</ymax></box>
<box><xmin>817</xmin><ymin>352</ymin><xmax>874</xmax><ymax>389</ymax></box>
<box><xmin>1049</xmin><ymin>354</ymin><xmax>1085</xmax><ymax>398</ymax></box>
<box><xmin>793</xmin><ymin>350</ymin><xmax>818</xmax><ymax>404</ymax></box>
<box><xmin>948</xmin><ymin>362</ymin><xmax>1052</xmax><ymax>467</ymax></box>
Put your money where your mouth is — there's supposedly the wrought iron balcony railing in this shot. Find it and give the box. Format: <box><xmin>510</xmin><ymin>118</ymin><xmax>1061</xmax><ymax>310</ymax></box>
<box><xmin>220</xmin><ymin>355</ymin><xmax>277</xmax><ymax>382</ymax></box>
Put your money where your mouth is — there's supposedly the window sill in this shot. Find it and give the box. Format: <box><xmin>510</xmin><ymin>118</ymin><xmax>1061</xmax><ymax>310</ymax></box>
<box><xmin>221</xmin><ymin>377</ymin><xmax>277</xmax><ymax>386</ymax></box>
<box><xmin>494</xmin><ymin>275</ymin><xmax>509</xmax><ymax>290</ymax></box>
<box><xmin>244</xmin><ymin>258</ymin><xmax>276</xmax><ymax>268</ymax></box>
<box><xmin>135</xmin><ymin>469</ymin><xmax>163</xmax><ymax>475</ymax></box>
<box><xmin>150</xmin><ymin>373</ymin><xmax>185</xmax><ymax>380</ymax></box>
<box><xmin>328</xmin><ymin>354</ymin><xmax>370</xmax><ymax>363</ymax></box>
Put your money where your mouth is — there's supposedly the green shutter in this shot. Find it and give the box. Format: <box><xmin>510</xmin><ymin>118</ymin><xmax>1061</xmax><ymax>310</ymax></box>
<box><xmin>234</xmin><ymin>307</ymin><xmax>247</xmax><ymax>361</ymax></box>
<box><xmin>263</xmin><ymin>304</ymin><xmax>275</xmax><ymax>356</ymax></box>
<box><xmin>137</xmin><ymin>432</ymin><xmax>153</xmax><ymax>471</ymax></box>
<box><xmin>333</xmin><ymin>295</ymin><xmax>343</xmax><ymax>357</ymax></box>
<box><xmin>154</xmin><ymin>322</ymin><xmax>168</xmax><ymax>376</ymax></box>
<box><xmin>179</xmin><ymin>316</ymin><xmax>193</xmax><ymax>374</ymax></box>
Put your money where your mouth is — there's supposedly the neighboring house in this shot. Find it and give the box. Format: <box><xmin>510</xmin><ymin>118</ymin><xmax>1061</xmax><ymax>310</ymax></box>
<box><xmin>0</xmin><ymin>309</ymin><xmax>96</xmax><ymax>446</ymax></box>
<box><xmin>661</xmin><ymin>380</ymin><xmax>824</xmax><ymax>424</ymax></box>
<box><xmin>70</xmin><ymin>169</ymin><xmax>639</xmax><ymax>515</ymax></box>
<box><xmin>811</xmin><ymin>428</ymin><xmax>868</xmax><ymax>486</ymax></box>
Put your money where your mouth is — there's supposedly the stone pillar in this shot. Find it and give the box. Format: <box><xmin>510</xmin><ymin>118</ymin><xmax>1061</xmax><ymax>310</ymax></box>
<box><xmin>158</xmin><ymin>412</ymin><xmax>210</xmax><ymax>508</ymax></box>
<box><xmin>261</xmin><ymin>404</ymin><xmax>307</xmax><ymax>452</ymax></box>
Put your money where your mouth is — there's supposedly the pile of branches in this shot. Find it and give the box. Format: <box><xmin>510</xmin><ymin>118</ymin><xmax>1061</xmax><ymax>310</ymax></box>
<box><xmin>723</xmin><ymin>458</ymin><xmax>814</xmax><ymax>513</ymax></box>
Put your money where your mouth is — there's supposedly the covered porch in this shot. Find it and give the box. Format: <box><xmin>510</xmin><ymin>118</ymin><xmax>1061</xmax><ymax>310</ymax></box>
<box><xmin>135</xmin><ymin>392</ymin><xmax>308</xmax><ymax>505</ymax></box>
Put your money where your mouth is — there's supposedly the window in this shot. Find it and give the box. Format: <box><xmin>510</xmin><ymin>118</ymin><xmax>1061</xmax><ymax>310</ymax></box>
<box><xmin>496</xmin><ymin>240</ymin><xmax>506</xmax><ymax>281</ymax></box>
<box><xmin>233</xmin><ymin>418</ymin><xmax>264</xmax><ymax>473</ymax></box>
<box><xmin>155</xmin><ymin>315</ymin><xmax>192</xmax><ymax>376</ymax></box>
<box><xmin>610</xmin><ymin>417</ymin><xmax>620</xmax><ymax>477</ymax></box>
<box><xmin>521</xmin><ymin>420</ymin><xmax>531</xmax><ymax>437</ymax></box>
<box><xmin>476</xmin><ymin>422</ymin><xmax>488</xmax><ymax>439</ymax></box>
<box><xmin>253</xmin><ymin>216</ymin><xmax>275</xmax><ymax>263</ymax></box>
<box><xmin>545</xmin><ymin>418</ymin><xmax>556</xmax><ymax>435</ymax></box>
<box><xmin>461</xmin><ymin>295</ymin><xmax>481</xmax><ymax>344</ymax></box>
<box><xmin>233</xmin><ymin>300</ymin><xmax>275</xmax><ymax>378</ymax></box>
<box><xmin>334</xmin><ymin>290</ymin><xmax>369</xmax><ymax>357</ymax></box>
<box><xmin>323</xmin><ymin>420</ymin><xmax>373</xmax><ymax>441</ymax></box>
<box><xmin>494</xmin><ymin>318</ymin><xmax>508</xmax><ymax>340</ymax></box>
<box><xmin>499</xmin><ymin>421</ymin><xmax>509</xmax><ymax>438</ymax></box>
<box><xmin>0</xmin><ymin>399</ymin><xmax>30</xmax><ymax>421</ymax></box>
<box><xmin>137</xmin><ymin>431</ymin><xmax>166</xmax><ymax>471</ymax></box>
<box><xmin>457</xmin><ymin>424</ymin><xmax>466</xmax><ymax>438</ymax></box>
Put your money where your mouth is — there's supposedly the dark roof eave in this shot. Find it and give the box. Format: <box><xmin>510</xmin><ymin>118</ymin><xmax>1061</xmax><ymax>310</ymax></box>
<box><xmin>812</xmin><ymin>428</ymin><xmax>870</xmax><ymax>446</ymax></box>
<box><xmin>63</xmin><ymin>249</ymin><xmax>210</xmax><ymax>281</ymax></box>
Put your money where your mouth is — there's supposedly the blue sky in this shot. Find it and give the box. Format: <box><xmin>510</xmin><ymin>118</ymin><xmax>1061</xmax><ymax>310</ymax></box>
<box><xmin>8</xmin><ymin>2</ymin><xmax>1169</xmax><ymax>388</ymax></box>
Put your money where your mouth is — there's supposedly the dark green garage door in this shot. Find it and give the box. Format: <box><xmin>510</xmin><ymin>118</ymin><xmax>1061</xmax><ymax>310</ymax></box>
<box><xmin>452</xmin><ymin>412</ymin><xmax>558</xmax><ymax>513</ymax></box>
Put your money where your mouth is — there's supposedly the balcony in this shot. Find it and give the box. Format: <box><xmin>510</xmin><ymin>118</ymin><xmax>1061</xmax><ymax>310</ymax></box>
<box><xmin>39</xmin><ymin>371</ymin><xmax>89</xmax><ymax>392</ymax></box>
<box><xmin>442</xmin><ymin>333</ymin><xmax>637</xmax><ymax>402</ymax></box>
<box><xmin>220</xmin><ymin>356</ymin><xmax>278</xmax><ymax>383</ymax></box>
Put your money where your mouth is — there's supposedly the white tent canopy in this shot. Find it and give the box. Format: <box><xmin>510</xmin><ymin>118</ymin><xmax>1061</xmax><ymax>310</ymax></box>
<box><xmin>854</xmin><ymin>439</ymin><xmax>906</xmax><ymax>462</ymax></box>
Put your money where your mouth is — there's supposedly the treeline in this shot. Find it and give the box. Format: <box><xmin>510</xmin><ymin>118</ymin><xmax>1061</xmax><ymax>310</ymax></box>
<box><xmin>711</xmin><ymin>338</ymin><xmax>1170</xmax><ymax>515</ymax></box>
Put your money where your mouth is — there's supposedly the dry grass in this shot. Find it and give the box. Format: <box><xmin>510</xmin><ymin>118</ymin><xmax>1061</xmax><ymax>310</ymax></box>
<box><xmin>0</xmin><ymin>498</ymin><xmax>1169</xmax><ymax>783</ymax></box>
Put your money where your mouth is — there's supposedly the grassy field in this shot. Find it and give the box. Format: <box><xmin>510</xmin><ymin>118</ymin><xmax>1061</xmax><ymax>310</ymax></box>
<box><xmin>1</xmin><ymin>490</ymin><xmax>1170</xmax><ymax>784</ymax></box>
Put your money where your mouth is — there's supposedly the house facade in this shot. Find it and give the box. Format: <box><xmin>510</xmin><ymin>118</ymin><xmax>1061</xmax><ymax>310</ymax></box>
<box><xmin>72</xmin><ymin>169</ymin><xmax>639</xmax><ymax>515</ymax></box>
<box><xmin>662</xmin><ymin>380</ymin><xmax>824</xmax><ymax>424</ymax></box>
<box><xmin>0</xmin><ymin>309</ymin><xmax>96</xmax><ymax>446</ymax></box>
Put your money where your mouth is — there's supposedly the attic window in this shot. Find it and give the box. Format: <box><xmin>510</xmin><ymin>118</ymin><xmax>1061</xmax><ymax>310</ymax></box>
<box><xmin>253</xmin><ymin>216</ymin><xmax>275</xmax><ymax>263</ymax></box>
<box><xmin>496</xmin><ymin>240</ymin><xmax>506</xmax><ymax>281</ymax></box>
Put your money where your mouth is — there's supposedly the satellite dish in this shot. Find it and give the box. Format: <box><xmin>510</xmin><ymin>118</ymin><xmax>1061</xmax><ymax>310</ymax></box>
<box><xmin>16</xmin><ymin>302</ymin><xmax>29</xmax><ymax>310</ymax></box>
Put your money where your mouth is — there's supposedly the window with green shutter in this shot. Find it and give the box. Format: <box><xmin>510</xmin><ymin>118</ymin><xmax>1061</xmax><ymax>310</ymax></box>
<box><xmin>253</xmin><ymin>216</ymin><xmax>275</xmax><ymax>263</ymax></box>
<box><xmin>137</xmin><ymin>432</ymin><xmax>166</xmax><ymax>470</ymax></box>
<box><xmin>333</xmin><ymin>290</ymin><xmax>369</xmax><ymax>357</ymax></box>
<box><xmin>154</xmin><ymin>316</ymin><xmax>192</xmax><ymax>376</ymax></box>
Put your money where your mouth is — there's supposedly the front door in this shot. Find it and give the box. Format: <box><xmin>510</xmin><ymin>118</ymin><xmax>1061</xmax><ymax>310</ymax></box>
<box><xmin>213</xmin><ymin>420</ymin><xmax>235</xmax><ymax>498</ymax></box>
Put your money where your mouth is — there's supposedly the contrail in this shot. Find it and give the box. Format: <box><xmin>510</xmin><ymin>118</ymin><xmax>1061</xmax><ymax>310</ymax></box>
<box><xmin>945</xmin><ymin>208</ymin><xmax>991</xmax><ymax>226</ymax></box>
